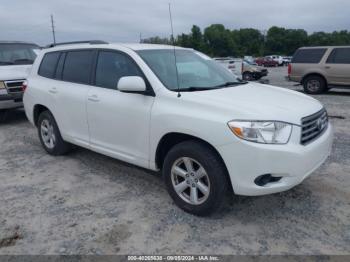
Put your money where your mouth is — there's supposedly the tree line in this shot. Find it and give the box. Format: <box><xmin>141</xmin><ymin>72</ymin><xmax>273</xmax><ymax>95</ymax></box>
<box><xmin>141</xmin><ymin>25</ymin><xmax>350</xmax><ymax>57</ymax></box>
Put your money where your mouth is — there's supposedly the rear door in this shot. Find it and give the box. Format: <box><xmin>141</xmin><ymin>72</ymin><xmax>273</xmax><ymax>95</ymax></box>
<box><xmin>325</xmin><ymin>47</ymin><xmax>350</xmax><ymax>85</ymax></box>
<box><xmin>86</xmin><ymin>50</ymin><xmax>154</xmax><ymax>168</ymax></box>
<box><xmin>53</xmin><ymin>50</ymin><xmax>94</xmax><ymax>147</ymax></box>
<box><xmin>291</xmin><ymin>48</ymin><xmax>327</xmax><ymax>80</ymax></box>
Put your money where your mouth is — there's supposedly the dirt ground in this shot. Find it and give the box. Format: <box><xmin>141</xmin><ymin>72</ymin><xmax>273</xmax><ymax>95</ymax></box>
<box><xmin>0</xmin><ymin>66</ymin><xmax>349</xmax><ymax>255</ymax></box>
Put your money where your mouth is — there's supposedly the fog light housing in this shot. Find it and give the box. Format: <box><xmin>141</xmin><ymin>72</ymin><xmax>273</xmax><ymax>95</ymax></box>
<box><xmin>254</xmin><ymin>174</ymin><xmax>282</xmax><ymax>186</ymax></box>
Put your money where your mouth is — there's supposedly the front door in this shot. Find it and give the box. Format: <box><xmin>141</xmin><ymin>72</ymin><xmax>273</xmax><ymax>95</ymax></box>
<box><xmin>86</xmin><ymin>50</ymin><xmax>154</xmax><ymax>168</ymax></box>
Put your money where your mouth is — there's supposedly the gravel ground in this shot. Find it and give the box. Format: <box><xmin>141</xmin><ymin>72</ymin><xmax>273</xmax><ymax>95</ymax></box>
<box><xmin>0</xmin><ymin>66</ymin><xmax>349</xmax><ymax>255</ymax></box>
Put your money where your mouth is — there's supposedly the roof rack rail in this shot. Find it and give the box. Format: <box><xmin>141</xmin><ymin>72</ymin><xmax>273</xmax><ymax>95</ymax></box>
<box><xmin>45</xmin><ymin>40</ymin><xmax>108</xmax><ymax>48</ymax></box>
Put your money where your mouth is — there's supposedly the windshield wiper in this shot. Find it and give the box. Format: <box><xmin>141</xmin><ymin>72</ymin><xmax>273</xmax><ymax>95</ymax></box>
<box><xmin>176</xmin><ymin>86</ymin><xmax>219</xmax><ymax>92</ymax></box>
<box><xmin>0</xmin><ymin>61</ymin><xmax>14</xmax><ymax>65</ymax></box>
<box><xmin>13</xmin><ymin>59</ymin><xmax>34</xmax><ymax>64</ymax></box>
<box><xmin>175</xmin><ymin>81</ymin><xmax>249</xmax><ymax>92</ymax></box>
<box><xmin>215</xmin><ymin>81</ymin><xmax>248</xmax><ymax>88</ymax></box>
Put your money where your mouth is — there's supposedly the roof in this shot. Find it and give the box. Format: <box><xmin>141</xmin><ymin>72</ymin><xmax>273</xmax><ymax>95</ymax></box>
<box><xmin>0</xmin><ymin>41</ymin><xmax>39</xmax><ymax>46</ymax></box>
<box><xmin>44</xmin><ymin>42</ymin><xmax>187</xmax><ymax>52</ymax></box>
<box><xmin>119</xmin><ymin>43</ymin><xmax>186</xmax><ymax>51</ymax></box>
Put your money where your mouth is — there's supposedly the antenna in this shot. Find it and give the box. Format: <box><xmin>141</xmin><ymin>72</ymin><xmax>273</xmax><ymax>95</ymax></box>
<box><xmin>50</xmin><ymin>14</ymin><xmax>56</xmax><ymax>44</ymax></box>
<box><xmin>168</xmin><ymin>3</ymin><xmax>181</xmax><ymax>98</ymax></box>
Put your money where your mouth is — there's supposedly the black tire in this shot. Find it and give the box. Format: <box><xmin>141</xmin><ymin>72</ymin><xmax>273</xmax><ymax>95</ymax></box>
<box><xmin>303</xmin><ymin>75</ymin><xmax>327</xmax><ymax>94</ymax></box>
<box><xmin>163</xmin><ymin>140</ymin><xmax>229</xmax><ymax>216</ymax></box>
<box><xmin>242</xmin><ymin>72</ymin><xmax>253</xmax><ymax>81</ymax></box>
<box><xmin>254</xmin><ymin>74</ymin><xmax>262</xmax><ymax>80</ymax></box>
<box><xmin>0</xmin><ymin>110</ymin><xmax>6</xmax><ymax>121</ymax></box>
<box><xmin>37</xmin><ymin>110</ymin><xmax>71</xmax><ymax>155</ymax></box>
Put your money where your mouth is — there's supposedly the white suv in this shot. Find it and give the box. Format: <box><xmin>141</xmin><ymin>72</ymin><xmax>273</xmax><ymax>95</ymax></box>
<box><xmin>23</xmin><ymin>41</ymin><xmax>333</xmax><ymax>215</ymax></box>
<box><xmin>0</xmin><ymin>41</ymin><xmax>39</xmax><ymax>111</ymax></box>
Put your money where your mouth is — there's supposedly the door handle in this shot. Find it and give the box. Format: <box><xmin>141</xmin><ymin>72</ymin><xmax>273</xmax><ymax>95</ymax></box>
<box><xmin>325</xmin><ymin>66</ymin><xmax>331</xmax><ymax>69</ymax></box>
<box><xmin>49</xmin><ymin>87</ymin><xmax>58</xmax><ymax>94</ymax></box>
<box><xmin>88</xmin><ymin>94</ymin><xmax>100</xmax><ymax>102</ymax></box>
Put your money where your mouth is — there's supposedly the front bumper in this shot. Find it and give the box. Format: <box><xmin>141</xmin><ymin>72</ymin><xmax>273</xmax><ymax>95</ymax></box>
<box><xmin>254</xmin><ymin>70</ymin><xmax>268</xmax><ymax>78</ymax></box>
<box><xmin>0</xmin><ymin>93</ymin><xmax>23</xmax><ymax>109</ymax></box>
<box><xmin>217</xmin><ymin>123</ymin><xmax>333</xmax><ymax>196</ymax></box>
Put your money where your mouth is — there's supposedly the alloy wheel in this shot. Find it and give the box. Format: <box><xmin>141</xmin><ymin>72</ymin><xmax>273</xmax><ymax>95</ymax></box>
<box><xmin>171</xmin><ymin>157</ymin><xmax>210</xmax><ymax>205</ymax></box>
<box><xmin>41</xmin><ymin>119</ymin><xmax>56</xmax><ymax>149</ymax></box>
<box><xmin>307</xmin><ymin>80</ymin><xmax>321</xmax><ymax>92</ymax></box>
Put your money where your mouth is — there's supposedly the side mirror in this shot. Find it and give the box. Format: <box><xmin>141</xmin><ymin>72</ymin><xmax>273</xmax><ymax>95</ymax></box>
<box><xmin>117</xmin><ymin>76</ymin><xmax>146</xmax><ymax>93</ymax></box>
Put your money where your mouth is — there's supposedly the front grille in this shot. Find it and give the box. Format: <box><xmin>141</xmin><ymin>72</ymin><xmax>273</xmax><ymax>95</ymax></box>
<box><xmin>4</xmin><ymin>80</ymin><xmax>24</xmax><ymax>94</ymax></box>
<box><xmin>301</xmin><ymin>108</ymin><xmax>328</xmax><ymax>145</ymax></box>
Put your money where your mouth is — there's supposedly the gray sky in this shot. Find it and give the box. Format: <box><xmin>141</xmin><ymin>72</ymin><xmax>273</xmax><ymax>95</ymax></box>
<box><xmin>1</xmin><ymin>0</ymin><xmax>349</xmax><ymax>45</ymax></box>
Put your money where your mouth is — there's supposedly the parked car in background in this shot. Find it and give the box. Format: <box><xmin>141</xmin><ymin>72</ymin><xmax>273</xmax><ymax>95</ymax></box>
<box><xmin>288</xmin><ymin>46</ymin><xmax>350</xmax><ymax>94</ymax></box>
<box><xmin>0</xmin><ymin>41</ymin><xmax>39</xmax><ymax>112</ymax></box>
<box><xmin>242</xmin><ymin>60</ymin><xmax>268</xmax><ymax>81</ymax></box>
<box><xmin>266</xmin><ymin>55</ymin><xmax>284</xmax><ymax>66</ymax></box>
<box><xmin>283</xmin><ymin>56</ymin><xmax>292</xmax><ymax>65</ymax></box>
<box><xmin>213</xmin><ymin>57</ymin><xmax>243</xmax><ymax>76</ymax></box>
<box><xmin>243</xmin><ymin>56</ymin><xmax>255</xmax><ymax>64</ymax></box>
<box><xmin>24</xmin><ymin>42</ymin><xmax>333</xmax><ymax>215</ymax></box>
<box><xmin>255</xmin><ymin>57</ymin><xmax>278</xmax><ymax>67</ymax></box>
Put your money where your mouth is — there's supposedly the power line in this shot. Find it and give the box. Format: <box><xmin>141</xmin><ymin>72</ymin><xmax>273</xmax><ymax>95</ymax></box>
<box><xmin>50</xmin><ymin>14</ymin><xmax>56</xmax><ymax>44</ymax></box>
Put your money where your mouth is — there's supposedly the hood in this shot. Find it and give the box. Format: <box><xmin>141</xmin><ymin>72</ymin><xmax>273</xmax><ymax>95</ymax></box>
<box><xmin>0</xmin><ymin>65</ymin><xmax>32</xmax><ymax>81</ymax></box>
<box><xmin>180</xmin><ymin>82</ymin><xmax>323</xmax><ymax>125</ymax></box>
<box><xmin>244</xmin><ymin>63</ymin><xmax>261</xmax><ymax>71</ymax></box>
<box><xmin>250</xmin><ymin>65</ymin><xmax>265</xmax><ymax>72</ymax></box>
<box><xmin>255</xmin><ymin>65</ymin><xmax>265</xmax><ymax>71</ymax></box>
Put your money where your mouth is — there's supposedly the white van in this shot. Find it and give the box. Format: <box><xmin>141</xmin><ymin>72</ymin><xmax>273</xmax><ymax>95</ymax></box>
<box><xmin>0</xmin><ymin>41</ymin><xmax>39</xmax><ymax>111</ymax></box>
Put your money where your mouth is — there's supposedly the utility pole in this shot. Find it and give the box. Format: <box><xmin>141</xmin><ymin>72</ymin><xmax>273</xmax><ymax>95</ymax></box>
<box><xmin>50</xmin><ymin>14</ymin><xmax>56</xmax><ymax>44</ymax></box>
<box><xmin>139</xmin><ymin>33</ymin><xmax>142</xmax><ymax>43</ymax></box>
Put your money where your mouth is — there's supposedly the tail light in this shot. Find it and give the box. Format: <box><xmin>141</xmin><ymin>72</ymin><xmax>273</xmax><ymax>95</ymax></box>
<box><xmin>21</xmin><ymin>80</ymin><xmax>28</xmax><ymax>92</ymax></box>
<box><xmin>288</xmin><ymin>64</ymin><xmax>292</xmax><ymax>76</ymax></box>
<box><xmin>241</xmin><ymin>62</ymin><xmax>243</xmax><ymax>75</ymax></box>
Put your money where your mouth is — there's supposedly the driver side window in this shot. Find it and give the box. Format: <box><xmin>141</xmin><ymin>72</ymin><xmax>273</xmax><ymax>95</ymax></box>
<box><xmin>95</xmin><ymin>51</ymin><xmax>142</xmax><ymax>89</ymax></box>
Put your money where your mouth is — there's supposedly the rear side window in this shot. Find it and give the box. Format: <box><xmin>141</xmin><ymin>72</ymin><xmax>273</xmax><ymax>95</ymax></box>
<box><xmin>95</xmin><ymin>51</ymin><xmax>142</xmax><ymax>89</ymax></box>
<box><xmin>292</xmin><ymin>48</ymin><xmax>327</xmax><ymax>64</ymax></box>
<box><xmin>326</xmin><ymin>48</ymin><xmax>350</xmax><ymax>64</ymax></box>
<box><xmin>62</xmin><ymin>50</ymin><xmax>93</xmax><ymax>84</ymax></box>
<box><xmin>38</xmin><ymin>52</ymin><xmax>60</xmax><ymax>78</ymax></box>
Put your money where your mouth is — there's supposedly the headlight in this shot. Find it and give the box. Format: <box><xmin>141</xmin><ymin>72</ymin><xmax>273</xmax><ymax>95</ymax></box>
<box><xmin>228</xmin><ymin>121</ymin><xmax>292</xmax><ymax>144</ymax></box>
<box><xmin>0</xmin><ymin>81</ymin><xmax>5</xmax><ymax>89</ymax></box>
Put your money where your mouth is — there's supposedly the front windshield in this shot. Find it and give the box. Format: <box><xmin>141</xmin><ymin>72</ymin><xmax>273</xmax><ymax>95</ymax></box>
<box><xmin>0</xmin><ymin>43</ymin><xmax>39</xmax><ymax>66</ymax></box>
<box><xmin>244</xmin><ymin>60</ymin><xmax>257</xmax><ymax>66</ymax></box>
<box><xmin>137</xmin><ymin>49</ymin><xmax>242</xmax><ymax>91</ymax></box>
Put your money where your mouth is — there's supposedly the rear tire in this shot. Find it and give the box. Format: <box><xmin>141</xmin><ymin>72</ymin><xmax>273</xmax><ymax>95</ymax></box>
<box><xmin>37</xmin><ymin>110</ymin><xmax>71</xmax><ymax>155</ymax></box>
<box><xmin>163</xmin><ymin>140</ymin><xmax>229</xmax><ymax>216</ymax></box>
<box><xmin>303</xmin><ymin>75</ymin><xmax>327</xmax><ymax>94</ymax></box>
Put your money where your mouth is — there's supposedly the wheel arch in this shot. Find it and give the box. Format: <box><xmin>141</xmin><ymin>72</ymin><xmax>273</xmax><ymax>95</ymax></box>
<box><xmin>33</xmin><ymin>104</ymin><xmax>50</xmax><ymax>127</ymax></box>
<box><xmin>155</xmin><ymin>132</ymin><xmax>234</xmax><ymax>193</ymax></box>
<box><xmin>155</xmin><ymin>132</ymin><xmax>227</xmax><ymax>171</ymax></box>
<box><xmin>301</xmin><ymin>73</ymin><xmax>328</xmax><ymax>86</ymax></box>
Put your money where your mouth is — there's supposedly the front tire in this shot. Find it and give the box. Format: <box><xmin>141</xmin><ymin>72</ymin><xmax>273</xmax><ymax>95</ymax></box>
<box><xmin>303</xmin><ymin>75</ymin><xmax>327</xmax><ymax>94</ymax></box>
<box><xmin>242</xmin><ymin>72</ymin><xmax>253</xmax><ymax>81</ymax></box>
<box><xmin>37</xmin><ymin>110</ymin><xmax>71</xmax><ymax>155</ymax></box>
<box><xmin>163</xmin><ymin>140</ymin><xmax>229</xmax><ymax>216</ymax></box>
<box><xmin>0</xmin><ymin>109</ymin><xmax>7</xmax><ymax>121</ymax></box>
